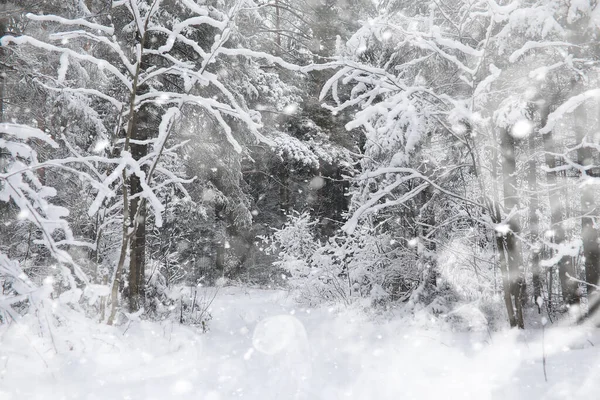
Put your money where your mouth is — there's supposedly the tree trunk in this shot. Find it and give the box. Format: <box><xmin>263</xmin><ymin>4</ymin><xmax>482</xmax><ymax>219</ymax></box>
<box><xmin>107</xmin><ymin>180</ymin><xmax>129</xmax><ymax>325</ymax></box>
<box><xmin>127</xmin><ymin>96</ymin><xmax>153</xmax><ymax>312</ymax></box>
<box><xmin>128</xmin><ymin>178</ymin><xmax>147</xmax><ymax>311</ymax></box>
<box><xmin>500</xmin><ymin>126</ymin><xmax>525</xmax><ymax>329</ymax></box>
<box><xmin>419</xmin><ymin>154</ymin><xmax>437</xmax><ymax>288</ymax></box>
<box><xmin>425</xmin><ymin>201</ymin><xmax>437</xmax><ymax>288</ymax></box>
<box><xmin>575</xmin><ymin>107</ymin><xmax>600</xmax><ymax>317</ymax></box>
<box><xmin>0</xmin><ymin>14</ymin><xmax>6</xmax><ymax>124</ymax></box>
<box><xmin>215</xmin><ymin>243</ymin><xmax>225</xmax><ymax>278</ymax></box>
<box><xmin>214</xmin><ymin>203</ymin><xmax>226</xmax><ymax>280</ymax></box>
<box><xmin>275</xmin><ymin>0</ymin><xmax>282</xmax><ymax>51</ymax></box>
<box><xmin>417</xmin><ymin>185</ymin><xmax>437</xmax><ymax>288</ymax></box>
<box><xmin>109</xmin><ymin>26</ymin><xmax>152</xmax><ymax>316</ymax></box>
<box><xmin>279</xmin><ymin>160</ymin><xmax>290</xmax><ymax>213</ymax></box>
<box><xmin>528</xmin><ymin>134</ymin><xmax>543</xmax><ymax>311</ymax></box>
<box><xmin>541</xmin><ymin>105</ymin><xmax>580</xmax><ymax>306</ymax></box>
<box><xmin>0</xmin><ymin>58</ymin><xmax>4</xmax><ymax>124</ymax></box>
<box><xmin>490</xmin><ymin>129</ymin><xmax>517</xmax><ymax>327</ymax></box>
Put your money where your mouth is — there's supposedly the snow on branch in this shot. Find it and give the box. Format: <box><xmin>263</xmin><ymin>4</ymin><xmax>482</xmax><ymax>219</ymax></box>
<box><xmin>26</xmin><ymin>13</ymin><xmax>115</xmax><ymax>35</ymax></box>
<box><xmin>540</xmin><ymin>240</ymin><xmax>581</xmax><ymax>268</ymax></box>
<box><xmin>342</xmin><ymin>173</ymin><xmax>423</xmax><ymax>234</ymax></box>
<box><xmin>49</xmin><ymin>30</ymin><xmax>135</xmax><ymax>76</ymax></box>
<box><xmin>430</xmin><ymin>26</ymin><xmax>483</xmax><ymax>58</ymax></box>
<box><xmin>540</xmin><ymin>89</ymin><xmax>600</xmax><ymax>134</ymax></box>
<box><xmin>0</xmin><ymin>253</ymin><xmax>37</xmax><ymax>321</ymax></box>
<box><xmin>180</xmin><ymin>0</ymin><xmax>212</xmax><ymax>16</ymax></box>
<box><xmin>134</xmin><ymin>91</ymin><xmax>270</xmax><ymax>149</ymax></box>
<box><xmin>38</xmin><ymin>83</ymin><xmax>124</xmax><ymax>109</ymax></box>
<box><xmin>1</xmin><ymin>35</ymin><xmax>133</xmax><ymax>91</ymax></box>
<box><xmin>157</xmin><ymin>16</ymin><xmax>227</xmax><ymax>54</ymax></box>
<box><xmin>566</xmin><ymin>272</ymin><xmax>600</xmax><ymax>290</ymax></box>
<box><xmin>473</xmin><ymin>64</ymin><xmax>501</xmax><ymax>103</ymax></box>
<box><xmin>342</xmin><ymin>164</ymin><xmax>488</xmax><ymax>235</ymax></box>
<box><xmin>120</xmin><ymin>151</ymin><xmax>166</xmax><ymax>226</ymax></box>
<box><xmin>216</xmin><ymin>47</ymin><xmax>309</xmax><ymax>72</ymax></box>
<box><xmin>509</xmin><ymin>41</ymin><xmax>575</xmax><ymax>63</ymax></box>
<box><xmin>0</xmin><ymin>123</ymin><xmax>58</xmax><ymax>147</ymax></box>
<box><xmin>0</xmin><ymin>124</ymin><xmax>90</xmax><ymax>285</ymax></box>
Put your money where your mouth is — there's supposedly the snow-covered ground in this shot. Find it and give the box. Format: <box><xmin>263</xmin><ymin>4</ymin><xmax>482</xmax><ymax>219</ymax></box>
<box><xmin>1</xmin><ymin>287</ymin><xmax>599</xmax><ymax>400</ymax></box>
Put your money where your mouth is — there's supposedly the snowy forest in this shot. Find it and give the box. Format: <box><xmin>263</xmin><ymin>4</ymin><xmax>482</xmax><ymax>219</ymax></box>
<box><xmin>1</xmin><ymin>0</ymin><xmax>600</xmax><ymax>398</ymax></box>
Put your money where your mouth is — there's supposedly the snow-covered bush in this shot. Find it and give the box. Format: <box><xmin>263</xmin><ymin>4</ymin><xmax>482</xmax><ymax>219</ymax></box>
<box><xmin>266</xmin><ymin>210</ymin><xmax>504</xmax><ymax>328</ymax></box>
<box><xmin>263</xmin><ymin>211</ymin><xmax>321</xmax><ymax>278</ymax></box>
<box><xmin>263</xmin><ymin>211</ymin><xmax>349</xmax><ymax>305</ymax></box>
<box><xmin>144</xmin><ymin>270</ymin><xmax>215</xmax><ymax>332</ymax></box>
<box><xmin>264</xmin><ymin>212</ymin><xmax>423</xmax><ymax>306</ymax></box>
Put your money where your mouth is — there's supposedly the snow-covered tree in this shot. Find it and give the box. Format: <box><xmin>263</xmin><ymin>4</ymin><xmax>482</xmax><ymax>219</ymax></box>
<box><xmin>2</xmin><ymin>0</ymin><xmax>309</xmax><ymax>323</ymax></box>
<box><xmin>0</xmin><ymin>122</ymin><xmax>95</xmax><ymax>322</ymax></box>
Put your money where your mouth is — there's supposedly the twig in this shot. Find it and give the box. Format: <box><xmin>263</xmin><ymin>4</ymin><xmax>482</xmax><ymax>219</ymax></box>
<box><xmin>190</xmin><ymin>287</ymin><xmax>197</xmax><ymax>314</ymax></box>
<box><xmin>542</xmin><ymin>323</ymin><xmax>548</xmax><ymax>383</ymax></box>
<box><xmin>566</xmin><ymin>272</ymin><xmax>600</xmax><ymax>290</ymax></box>
<box><xmin>43</xmin><ymin>311</ymin><xmax>58</xmax><ymax>354</ymax></box>
<box><xmin>91</xmin><ymin>337</ymin><xmax>118</xmax><ymax>350</ymax></box>
<box><xmin>122</xmin><ymin>320</ymin><xmax>132</xmax><ymax>336</ymax></box>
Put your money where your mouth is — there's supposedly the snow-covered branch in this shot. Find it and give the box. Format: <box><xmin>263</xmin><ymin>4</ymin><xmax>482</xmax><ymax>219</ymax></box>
<box><xmin>540</xmin><ymin>89</ymin><xmax>600</xmax><ymax>134</ymax></box>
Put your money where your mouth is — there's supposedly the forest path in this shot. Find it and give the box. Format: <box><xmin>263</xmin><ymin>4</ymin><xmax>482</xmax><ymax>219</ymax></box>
<box><xmin>1</xmin><ymin>287</ymin><xmax>599</xmax><ymax>399</ymax></box>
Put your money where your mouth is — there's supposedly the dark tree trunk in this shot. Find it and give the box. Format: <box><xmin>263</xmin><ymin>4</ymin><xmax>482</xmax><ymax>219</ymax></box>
<box><xmin>528</xmin><ymin>134</ymin><xmax>543</xmax><ymax>310</ymax></box>
<box><xmin>424</xmin><ymin>190</ymin><xmax>437</xmax><ymax>288</ymax></box>
<box><xmin>215</xmin><ymin>243</ymin><xmax>225</xmax><ymax>276</ymax></box>
<box><xmin>126</xmin><ymin>33</ymin><xmax>155</xmax><ymax>311</ymax></box>
<box><xmin>127</xmin><ymin>100</ymin><xmax>151</xmax><ymax>312</ymax></box>
<box><xmin>541</xmin><ymin>105</ymin><xmax>580</xmax><ymax>306</ymax></box>
<box><xmin>128</xmin><ymin>185</ymin><xmax>147</xmax><ymax>311</ymax></box>
<box><xmin>575</xmin><ymin>107</ymin><xmax>600</xmax><ymax>317</ymax></box>
<box><xmin>214</xmin><ymin>203</ymin><xmax>226</xmax><ymax>280</ymax></box>
<box><xmin>0</xmin><ymin>14</ymin><xmax>6</xmax><ymax>124</ymax></box>
<box><xmin>0</xmin><ymin>57</ymin><xmax>4</xmax><ymax>124</ymax></box>
<box><xmin>500</xmin><ymin>127</ymin><xmax>525</xmax><ymax>329</ymax></box>
<box><xmin>279</xmin><ymin>160</ymin><xmax>290</xmax><ymax>214</ymax></box>
<box><xmin>497</xmin><ymin>235</ymin><xmax>516</xmax><ymax>327</ymax></box>
<box><xmin>419</xmin><ymin>158</ymin><xmax>437</xmax><ymax>288</ymax></box>
<box><xmin>275</xmin><ymin>0</ymin><xmax>281</xmax><ymax>51</ymax></box>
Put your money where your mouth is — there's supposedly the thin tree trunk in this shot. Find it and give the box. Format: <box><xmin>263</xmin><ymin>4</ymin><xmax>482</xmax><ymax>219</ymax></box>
<box><xmin>528</xmin><ymin>134</ymin><xmax>543</xmax><ymax>311</ymax></box>
<box><xmin>547</xmin><ymin>267</ymin><xmax>553</xmax><ymax>310</ymax></box>
<box><xmin>279</xmin><ymin>160</ymin><xmax>290</xmax><ymax>213</ymax></box>
<box><xmin>575</xmin><ymin>106</ymin><xmax>600</xmax><ymax>317</ymax></box>
<box><xmin>0</xmin><ymin>7</ymin><xmax>6</xmax><ymax>124</ymax></box>
<box><xmin>215</xmin><ymin>243</ymin><xmax>225</xmax><ymax>278</ymax></box>
<box><xmin>500</xmin><ymin>126</ymin><xmax>525</xmax><ymax>329</ymax></box>
<box><xmin>541</xmin><ymin>105</ymin><xmax>580</xmax><ymax>306</ymax></box>
<box><xmin>275</xmin><ymin>0</ymin><xmax>282</xmax><ymax>51</ymax></box>
<box><xmin>490</xmin><ymin>129</ymin><xmax>517</xmax><ymax>327</ymax></box>
<box><xmin>419</xmin><ymin>186</ymin><xmax>437</xmax><ymax>288</ymax></box>
<box><xmin>214</xmin><ymin>203</ymin><xmax>226</xmax><ymax>280</ymax></box>
<box><xmin>498</xmin><ymin>237</ymin><xmax>516</xmax><ymax>326</ymax></box>
<box><xmin>425</xmin><ymin>192</ymin><xmax>437</xmax><ymax>288</ymax></box>
<box><xmin>99</xmin><ymin>275</ymin><xmax>108</xmax><ymax>323</ymax></box>
<box><xmin>0</xmin><ymin>56</ymin><xmax>4</xmax><ymax>123</ymax></box>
